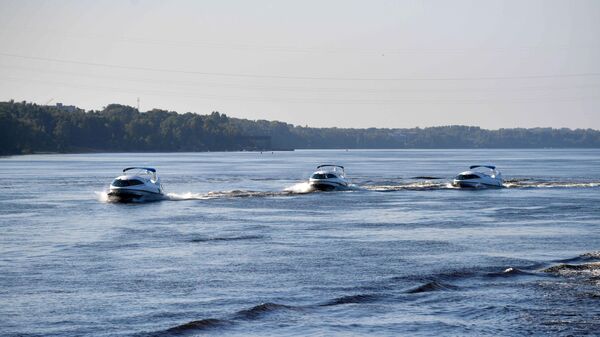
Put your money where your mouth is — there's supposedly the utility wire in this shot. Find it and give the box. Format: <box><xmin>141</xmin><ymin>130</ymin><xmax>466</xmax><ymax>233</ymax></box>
<box><xmin>5</xmin><ymin>75</ymin><xmax>600</xmax><ymax>105</ymax></box>
<box><xmin>7</xmin><ymin>27</ymin><xmax>600</xmax><ymax>54</ymax></box>
<box><xmin>3</xmin><ymin>63</ymin><xmax>600</xmax><ymax>94</ymax></box>
<box><xmin>2</xmin><ymin>52</ymin><xmax>600</xmax><ymax>81</ymax></box>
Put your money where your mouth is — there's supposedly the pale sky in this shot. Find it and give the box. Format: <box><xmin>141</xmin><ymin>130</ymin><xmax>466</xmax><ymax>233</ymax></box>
<box><xmin>0</xmin><ymin>0</ymin><xmax>599</xmax><ymax>129</ymax></box>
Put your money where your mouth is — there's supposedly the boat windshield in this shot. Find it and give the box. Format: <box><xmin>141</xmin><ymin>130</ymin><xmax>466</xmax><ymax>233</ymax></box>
<box><xmin>121</xmin><ymin>168</ymin><xmax>157</xmax><ymax>181</ymax></box>
<box><xmin>311</xmin><ymin>173</ymin><xmax>339</xmax><ymax>179</ymax></box>
<box><xmin>112</xmin><ymin>179</ymin><xmax>144</xmax><ymax>187</ymax></box>
<box><xmin>314</xmin><ymin>165</ymin><xmax>345</xmax><ymax>177</ymax></box>
<box><xmin>455</xmin><ymin>174</ymin><xmax>480</xmax><ymax>180</ymax></box>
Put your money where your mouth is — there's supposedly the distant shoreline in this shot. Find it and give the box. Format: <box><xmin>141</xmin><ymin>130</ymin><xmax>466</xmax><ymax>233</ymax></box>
<box><xmin>3</xmin><ymin>147</ymin><xmax>600</xmax><ymax>159</ymax></box>
<box><xmin>2</xmin><ymin>101</ymin><xmax>599</xmax><ymax>156</ymax></box>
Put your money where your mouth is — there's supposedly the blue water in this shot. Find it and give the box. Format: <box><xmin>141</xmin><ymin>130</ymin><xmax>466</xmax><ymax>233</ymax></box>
<box><xmin>1</xmin><ymin>149</ymin><xmax>599</xmax><ymax>336</ymax></box>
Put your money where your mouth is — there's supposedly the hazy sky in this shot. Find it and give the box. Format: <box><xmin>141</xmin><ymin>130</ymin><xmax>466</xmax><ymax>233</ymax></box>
<box><xmin>1</xmin><ymin>0</ymin><xmax>599</xmax><ymax>129</ymax></box>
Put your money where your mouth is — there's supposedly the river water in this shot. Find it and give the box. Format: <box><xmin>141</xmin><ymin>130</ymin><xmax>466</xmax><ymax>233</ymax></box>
<box><xmin>1</xmin><ymin>149</ymin><xmax>599</xmax><ymax>336</ymax></box>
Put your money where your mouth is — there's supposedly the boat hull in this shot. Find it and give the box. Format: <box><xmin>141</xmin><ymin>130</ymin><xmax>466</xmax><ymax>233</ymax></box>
<box><xmin>452</xmin><ymin>180</ymin><xmax>503</xmax><ymax>189</ymax></box>
<box><xmin>309</xmin><ymin>181</ymin><xmax>348</xmax><ymax>191</ymax></box>
<box><xmin>107</xmin><ymin>189</ymin><xmax>164</xmax><ymax>203</ymax></box>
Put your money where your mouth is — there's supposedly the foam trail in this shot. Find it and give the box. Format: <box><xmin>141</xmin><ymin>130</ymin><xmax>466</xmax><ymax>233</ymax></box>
<box><xmin>284</xmin><ymin>182</ymin><xmax>315</xmax><ymax>194</ymax></box>
<box><xmin>503</xmin><ymin>179</ymin><xmax>600</xmax><ymax>189</ymax></box>
<box><xmin>168</xmin><ymin>190</ymin><xmax>293</xmax><ymax>200</ymax></box>
<box><xmin>166</xmin><ymin>192</ymin><xmax>211</xmax><ymax>201</ymax></box>
<box><xmin>95</xmin><ymin>190</ymin><xmax>109</xmax><ymax>203</ymax></box>
<box><xmin>363</xmin><ymin>181</ymin><xmax>453</xmax><ymax>191</ymax></box>
<box><xmin>167</xmin><ymin>190</ymin><xmax>270</xmax><ymax>200</ymax></box>
<box><xmin>345</xmin><ymin>184</ymin><xmax>362</xmax><ymax>191</ymax></box>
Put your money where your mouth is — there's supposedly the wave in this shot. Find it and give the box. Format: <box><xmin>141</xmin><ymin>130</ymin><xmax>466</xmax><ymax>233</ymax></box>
<box><xmin>405</xmin><ymin>281</ymin><xmax>458</xmax><ymax>293</ymax></box>
<box><xmin>188</xmin><ymin>235</ymin><xmax>264</xmax><ymax>243</ymax></box>
<box><xmin>233</xmin><ymin>302</ymin><xmax>295</xmax><ymax>320</ymax></box>
<box><xmin>555</xmin><ymin>251</ymin><xmax>600</xmax><ymax>264</ymax></box>
<box><xmin>577</xmin><ymin>251</ymin><xmax>600</xmax><ymax>260</ymax></box>
<box><xmin>485</xmin><ymin>267</ymin><xmax>537</xmax><ymax>278</ymax></box>
<box><xmin>539</xmin><ymin>251</ymin><xmax>600</xmax><ymax>285</ymax></box>
<box><xmin>542</xmin><ymin>262</ymin><xmax>600</xmax><ymax>275</ymax></box>
<box><xmin>388</xmin><ymin>264</ymin><xmax>545</xmax><ymax>289</ymax></box>
<box><xmin>152</xmin><ymin>303</ymin><xmax>294</xmax><ymax>336</ymax></box>
<box><xmin>150</xmin><ymin>254</ymin><xmax>599</xmax><ymax>335</ymax></box>
<box><xmin>320</xmin><ymin>293</ymin><xmax>380</xmax><ymax>306</ymax></box>
<box><xmin>159</xmin><ymin>318</ymin><xmax>231</xmax><ymax>335</ymax></box>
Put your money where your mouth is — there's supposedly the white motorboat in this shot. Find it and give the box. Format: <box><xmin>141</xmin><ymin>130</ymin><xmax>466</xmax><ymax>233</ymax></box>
<box><xmin>108</xmin><ymin>167</ymin><xmax>164</xmax><ymax>202</ymax></box>
<box><xmin>309</xmin><ymin>164</ymin><xmax>350</xmax><ymax>191</ymax></box>
<box><xmin>452</xmin><ymin>165</ymin><xmax>504</xmax><ymax>188</ymax></box>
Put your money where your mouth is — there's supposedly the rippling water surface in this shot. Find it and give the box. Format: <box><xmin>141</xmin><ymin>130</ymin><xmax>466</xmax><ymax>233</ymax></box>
<box><xmin>1</xmin><ymin>149</ymin><xmax>599</xmax><ymax>336</ymax></box>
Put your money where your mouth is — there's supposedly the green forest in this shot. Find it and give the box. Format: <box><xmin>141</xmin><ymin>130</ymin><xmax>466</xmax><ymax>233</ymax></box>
<box><xmin>1</xmin><ymin>100</ymin><xmax>599</xmax><ymax>155</ymax></box>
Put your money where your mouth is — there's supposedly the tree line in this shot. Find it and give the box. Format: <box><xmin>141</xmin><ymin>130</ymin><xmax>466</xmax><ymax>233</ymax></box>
<box><xmin>1</xmin><ymin>100</ymin><xmax>599</xmax><ymax>155</ymax></box>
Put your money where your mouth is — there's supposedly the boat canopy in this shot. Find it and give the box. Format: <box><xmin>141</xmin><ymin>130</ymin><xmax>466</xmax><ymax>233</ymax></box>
<box><xmin>317</xmin><ymin>164</ymin><xmax>344</xmax><ymax>170</ymax></box>
<box><xmin>469</xmin><ymin>165</ymin><xmax>496</xmax><ymax>170</ymax></box>
<box><xmin>123</xmin><ymin>167</ymin><xmax>156</xmax><ymax>173</ymax></box>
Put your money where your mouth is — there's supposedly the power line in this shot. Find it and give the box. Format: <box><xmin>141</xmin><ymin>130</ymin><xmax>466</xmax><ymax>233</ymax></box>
<box><xmin>3</xmin><ymin>63</ymin><xmax>600</xmax><ymax>94</ymax></box>
<box><xmin>2</xmin><ymin>52</ymin><xmax>600</xmax><ymax>81</ymax></box>
<box><xmin>4</xmin><ymin>75</ymin><xmax>600</xmax><ymax>105</ymax></box>
<box><xmin>5</xmin><ymin>29</ymin><xmax>373</xmax><ymax>54</ymax></box>
<box><xmin>7</xmin><ymin>27</ymin><xmax>600</xmax><ymax>55</ymax></box>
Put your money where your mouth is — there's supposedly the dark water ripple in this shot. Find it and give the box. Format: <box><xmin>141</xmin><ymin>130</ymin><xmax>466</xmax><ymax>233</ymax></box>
<box><xmin>187</xmin><ymin>235</ymin><xmax>266</xmax><ymax>243</ymax></box>
<box><xmin>143</xmin><ymin>253</ymin><xmax>599</xmax><ymax>336</ymax></box>
<box><xmin>320</xmin><ymin>293</ymin><xmax>381</xmax><ymax>306</ymax></box>
<box><xmin>404</xmin><ymin>281</ymin><xmax>458</xmax><ymax>293</ymax></box>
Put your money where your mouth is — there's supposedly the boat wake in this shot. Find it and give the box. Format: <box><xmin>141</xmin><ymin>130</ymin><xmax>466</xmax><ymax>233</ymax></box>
<box><xmin>284</xmin><ymin>182</ymin><xmax>315</xmax><ymax>194</ymax></box>
<box><xmin>95</xmin><ymin>190</ymin><xmax>110</xmax><ymax>203</ymax></box>
<box><xmin>363</xmin><ymin>178</ymin><xmax>600</xmax><ymax>191</ymax></box>
<box><xmin>362</xmin><ymin>181</ymin><xmax>454</xmax><ymax>191</ymax></box>
<box><xmin>100</xmin><ymin>184</ymin><xmax>359</xmax><ymax>203</ymax></box>
<box><xmin>165</xmin><ymin>192</ymin><xmax>213</xmax><ymax>200</ymax></box>
<box><xmin>167</xmin><ymin>183</ymin><xmax>360</xmax><ymax>201</ymax></box>
<box><xmin>98</xmin><ymin>178</ymin><xmax>600</xmax><ymax>203</ymax></box>
<box><xmin>166</xmin><ymin>190</ymin><xmax>292</xmax><ymax>200</ymax></box>
<box><xmin>503</xmin><ymin>179</ymin><xmax>600</xmax><ymax>189</ymax></box>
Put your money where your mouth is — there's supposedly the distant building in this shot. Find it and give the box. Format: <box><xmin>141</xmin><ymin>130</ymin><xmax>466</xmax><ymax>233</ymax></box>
<box><xmin>54</xmin><ymin>103</ymin><xmax>78</xmax><ymax>113</ymax></box>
